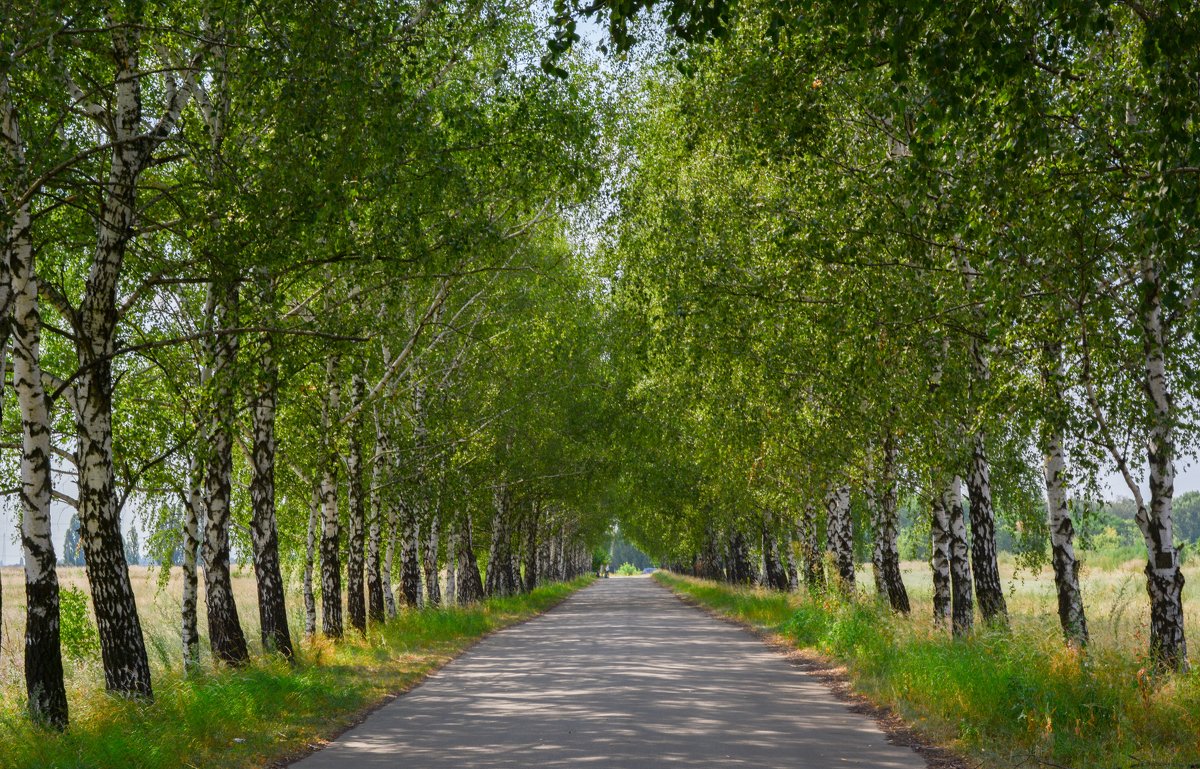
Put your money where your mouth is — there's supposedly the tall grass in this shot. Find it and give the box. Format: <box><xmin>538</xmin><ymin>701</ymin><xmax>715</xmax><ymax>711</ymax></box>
<box><xmin>0</xmin><ymin>577</ymin><xmax>590</xmax><ymax>769</ymax></box>
<box><xmin>657</xmin><ymin>572</ymin><xmax>1200</xmax><ymax>769</ymax></box>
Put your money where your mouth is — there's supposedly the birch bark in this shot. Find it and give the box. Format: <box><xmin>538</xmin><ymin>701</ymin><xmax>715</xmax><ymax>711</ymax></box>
<box><xmin>445</xmin><ymin>517</ymin><xmax>459</xmax><ymax>605</ymax></box>
<box><xmin>960</xmin><ymin>258</ymin><xmax>1008</xmax><ymax>624</ymax></box>
<box><xmin>201</xmin><ymin>281</ymin><xmax>248</xmax><ymax>665</ymax></box>
<box><xmin>1041</xmin><ymin>343</ymin><xmax>1087</xmax><ymax>647</ymax></box>
<box><xmin>320</xmin><ymin>355</ymin><xmax>343</xmax><ymax>638</ymax></box>
<box><xmin>824</xmin><ymin>485</ymin><xmax>855</xmax><ymax>591</ymax></box>
<box><xmin>248</xmin><ymin>315</ymin><xmax>292</xmax><ymax>658</ymax></box>
<box><xmin>304</xmin><ymin>485</ymin><xmax>319</xmax><ymax>638</ymax></box>
<box><xmin>930</xmin><ymin>490</ymin><xmax>952</xmax><ymax>627</ymax></box>
<box><xmin>485</xmin><ymin>485</ymin><xmax>517</xmax><ymax>596</ymax></box>
<box><xmin>400</xmin><ymin>501</ymin><xmax>422</xmax><ymax>607</ymax></box>
<box><xmin>1137</xmin><ymin>257</ymin><xmax>1186</xmax><ymax>670</ymax></box>
<box><xmin>366</xmin><ymin>407</ymin><xmax>385</xmax><ymax>624</ymax></box>
<box><xmin>799</xmin><ymin>503</ymin><xmax>823</xmax><ymax>591</ymax></box>
<box><xmin>421</xmin><ymin>503</ymin><xmax>441</xmax><ymax>606</ymax></box>
<box><xmin>521</xmin><ymin>499</ymin><xmax>541</xmax><ymax>593</ymax></box>
<box><xmin>760</xmin><ymin>509</ymin><xmax>789</xmax><ymax>590</ymax></box>
<box><xmin>944</xmin><ymin>477</ymin><xmax>974</xmax><ymax>637</ymax></box>
<box><xmin>383</xmin><ymin>493</ymin><xmax>398</xmax><ymax>616</ymax></box>
<box><xmin>456</xmin><ymin>512</ymin><xmax>485</xmax><ymax>604</ymax></box>
<box><xmin>875</xmin><ymin>434</ymin><xmax>909</xmax><ymax>612</ymax></box>
<box><xmin>346</xmin><ymin>370</ymin><xmax>367</xmax><ymax>634</ymax></box>
<box><xmin>5</xmin><ymin>110</ymin><xmax>68</xmax><ymax>724</ymax></box>
<box><xmin>180</xmin><ymin>456</ymin><xmax>203</xmax><ymax>670</ymax></box>
<box><xmin>73</xmin><ymin>19</ymin><xmax>199</xmax><ymax>700</ymax></box>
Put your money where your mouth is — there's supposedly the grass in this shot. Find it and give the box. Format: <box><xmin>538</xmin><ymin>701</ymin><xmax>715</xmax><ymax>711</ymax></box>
<box><xmin>656</xmin><ymin>569</ymin><xmax>1200</xmax><ymax>769</ymax></box>
<box><xmin>0</xmin><ymin>571</ymin><xmax>591</xmax><ymax>769</ymax></box>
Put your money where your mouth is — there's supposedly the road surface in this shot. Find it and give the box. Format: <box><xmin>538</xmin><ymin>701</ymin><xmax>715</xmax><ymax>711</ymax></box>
<box><xmin>293</xmin><ymin>576</ymin><xmax>926</xmax><ymax>768</ymax></box>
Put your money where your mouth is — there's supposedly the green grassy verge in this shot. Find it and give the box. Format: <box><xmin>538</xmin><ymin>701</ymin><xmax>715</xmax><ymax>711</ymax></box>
<box><xmin>655</xmin><ymin>572</ymin><xmax>1200</xmax><ymax>769</ymax></box>
<box><xmin>0</xmin><ymin>577</ymin><xmax>591</xmax><ymax>769</ymax></box>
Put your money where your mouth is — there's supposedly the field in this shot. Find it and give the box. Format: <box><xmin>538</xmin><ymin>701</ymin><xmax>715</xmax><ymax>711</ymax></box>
<box><xmin>893</xmin><ymin>553</ymin><xmax>1200</xmax><ymax>656</ymax></box>
<box><xmin>658</xmin><ymin>554</ymin><xmax>1200</xmax><ymax>769</ymax></box>
<box><xmin>0</xmin><ymin>565</ymin><xmax>281</xmax><ymax>686</ymax></box>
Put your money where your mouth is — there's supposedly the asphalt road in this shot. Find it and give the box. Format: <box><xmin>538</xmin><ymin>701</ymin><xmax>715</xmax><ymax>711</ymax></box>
<box><xmin>292</xmin><ymin>576</ymin><xmax>927</xmax><ymax>768</ymax></box>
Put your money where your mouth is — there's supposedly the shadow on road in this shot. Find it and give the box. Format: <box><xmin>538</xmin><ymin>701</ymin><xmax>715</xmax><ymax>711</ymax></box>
<box><xmin>293</xmin><ymin>576</ymin><xmax>924</xmax><ymax>768</ymax></box>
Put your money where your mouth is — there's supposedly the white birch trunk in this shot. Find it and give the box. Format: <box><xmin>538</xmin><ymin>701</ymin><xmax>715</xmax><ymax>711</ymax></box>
<box><xmin>6</xmin><ymin>131</ymin><xmax>68</xmax><ymax>724</ymax></box>
<box><xmin>320</xmin><ymin>355</ymin><xmax>342</xmax><ymax>637</ymax></box>
<box><xmin>200</xmin><ymin>282</ymin><xmax>248</xmax><ymax>664</ymax></box>
<box><xmin>367</xmin><ymin>406</ymin><xmax>385</xmax><ymax>624</ymax></box>
<box><xmin>74</xmin><ymin>20</ymin><xmax>197</xmax><ymax>700</ymax></box>
<box><xmin>928</xmin><ymin>495</ymin><xmax>950</xmax><ymax>628</ymax></box>
<box><xmin>181</xmin><ymin>452</ymin><xmax>204</xmax><ymax>670</ymax></box>
<box><xmin>346</xmin><ymin>370</ymin><xmax>367</xmax><ymax>634</ymax></box>
<box><xmin>304</xmin><ymin>486</ymin><xmax>319</xmax><ymax>638</ymax></box>
<box><xmin>943</xmin><ymin>477</ymin><xmax>974</xmax><ymax>637</ymax></box>
<box><xmin>824</xmin><ymin>485</ymin><xmax>854</xmax><ymax>591</ymax></box>
<box><xmin>1136</xmin><ymin>256</ymin><xmax>1186</xmax><ymax>670</ymax></box>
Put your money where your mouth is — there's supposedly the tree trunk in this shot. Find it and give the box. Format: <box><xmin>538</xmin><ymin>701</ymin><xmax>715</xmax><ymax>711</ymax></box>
<box><xmin>9</xmin><ymin>185</ymin><xmax>68</xmax><ymax>728</ymax></box>
<box><xmin>366</xmin><ymin>408</ymin><xmax>385</xmax><ymax>624</ymax></box>
<box><xmin>408</xmin><ymin>371</ymin><xmax>429</xmax><ymax>607</ymax></box>
<box><xmin>422</xmin><ymin>508</ymin><xmax>441</xmax><ymax>607</ymax></box>
<box><xmin>723</xmin><ymin>528</ymin><xmax>749</xmax><ymax>584</ymax></box>
<box><xmin>1039</xmin><ymin>342</ymin><xmax>1087</xmax><ymax>646</ymax></box>
<box><xmin>73</xmin><ymin>19</ymin><xmax>195</xmax><ymax>701</ymax></box>
<box><xmin>1043</xmin><ymin>425</ymin><xmax>1088</xmax><ymax>647</ymax></box>
<box><xmin>383</xmin><ymin>494</ymin><xmax>398</xmax><ymax>617</ymax></box>
<box><xmin>535</xmin><ymin>511</ymin><xmax>552</xmax><ymax>586</ymax></box>
<box><xmin>824</xmin><ymin>485</ymin><xmax>855</xmax><ymax>591</ymax></box>
<box><xmin>456</xmin><ymin>512</ymin><xmax>485</xmax><ymax>604</ymax></box>
<box><xmin>761</xmin><ymin>510</ymin><xmax>789</xmax><ymax>590</ymax></box>
<box><xmin>961</xmin><ymin>257</ymin><xmax>1008</xmax><ymax>625</ymax></box>
<box><xmin>965</xmin><ymin>431</ymin><xmax>1007</xmax><ymax>624</ymax></box>
<box><xmin>74</xmin><ymin>314</ymin><xmax>154</xmax><ymax>696</ymax></box>
<box><xmin>696</xmin><ymin>524</ymin><xmax>721</xmax><ymax>580</ymax></box>
<box><xmin>799</xmin><ymin>503</ymin><xmax>823</xmax><ymax>591</ymax></box>
<box><xmin>875</xmin><ymin>434</ymin><xmax>909</xmax><ymax>613</ymax></box>
<box><xmin>445</xmin><ymin>518</ymin><xmax>459</xmax><ymax>605</ymax></box>
<box><xmin>400</xmin><ymin>501</ymin><xmax>422</xmax><ymax>607</ymax></box>
<box><xmin>201</xmin><ymin>282</ymin><xmax>249</xmax><ymax>665</ymax></box>
<box><xmin>181</xmin><ymin>465</ymin><xmax>202</xmax><ymax>670</ymax></box>
<box><xmin>522</xmin><ymin>500</ymin><xmax>541</xmax><ymax>593</ymax></box>
<box><xmin>485</xmin><ymin>486</ymin><xmax>517</xmax><ymax>596</ymax></box>
<box><xmin>320</xmin><ymin>356</ymin><xmax>343</xmax><ymax>638</ymax></box>
<box><xmin>930</xmin><ymin>490</ymin><xmax>952</xmax><ymax>627</ymax></box>
<box><xmin>346</xmin><ymin>371</ymin><xmax>367</xmax><ymax>634</ymax></box>
<box><xmin>248</xmin><ymin>315</ymin><xmax>292</xmax><ymax>658</ymax></box>
<box><xmin>944</xmin><ymin>477</ymin><xmax>974</xmax><ymax>637</ymax></box>
<box><xmin>1137</xmin><ymin>258</ymin><xmax>1187</xmax><ymax>671</ymax></box>
<box><xmin>304</xmin><ymin>485</ymin><xmax>319</xmax><ymax>638</ymax></box>
<box><xmin>782</xmin><ymin>516</ymin><xmax>799</xmax><ymax>591</ymax></box>
<box><xmin>866</xmin><ymin>453</ymin><xmax>886</xmax><ymax>598</ymax></box>
<box><xmin>553</xmin><ymin>524</ymin><xmax>566</xmax><ymax>581</ymax></box>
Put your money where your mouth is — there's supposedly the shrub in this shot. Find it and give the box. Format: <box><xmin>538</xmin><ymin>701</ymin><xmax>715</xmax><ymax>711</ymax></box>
<box><xmin>616</xmin><ymin>562</ymin><xmax>640</xmax><ymax>576</ymax></box>
<box><xmin>59</xmin><ymin>585</ymin><xmax>100</xmax><ymax>661</ymax></box>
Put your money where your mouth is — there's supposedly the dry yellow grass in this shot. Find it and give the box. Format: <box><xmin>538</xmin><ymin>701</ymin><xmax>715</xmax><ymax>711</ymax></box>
<box><xmin>887</xmin><ymin>555</ymin><xmax>1200</xmax><ymax>655</ymax></box>
<box><xmin>0</xmin><ymin>564</ymin><xmax>291</xmax><ymax>687</ymax></box>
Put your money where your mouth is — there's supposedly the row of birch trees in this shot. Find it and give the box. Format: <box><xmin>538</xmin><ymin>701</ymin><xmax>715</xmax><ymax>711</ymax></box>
<box><xmin>1</xmin><ymin>1</ymin><xmax>614</xmax><ymax>728</ymax></box>
<box><xmin>581</xmin><ymin>0</ymin><xmax>1199</xmax><ymax>672</ymax></box>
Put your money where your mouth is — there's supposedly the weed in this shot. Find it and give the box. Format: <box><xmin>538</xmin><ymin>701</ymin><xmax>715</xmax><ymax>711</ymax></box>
<box><xmin>0</xmin><ymin>577</ymin><xmax>590</xmax><ymax>769</ymax></box>
<box><xmin>657</xmin><ymin>572</ymin><xmax>1200</xmax><ymax>769</ymax></box>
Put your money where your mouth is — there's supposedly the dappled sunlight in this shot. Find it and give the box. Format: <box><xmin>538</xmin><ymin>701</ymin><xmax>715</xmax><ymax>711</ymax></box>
<box><xmin>295</xmin><ymin>578</ymin><xmax>923</xmax><ymax>768</ymax></box>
